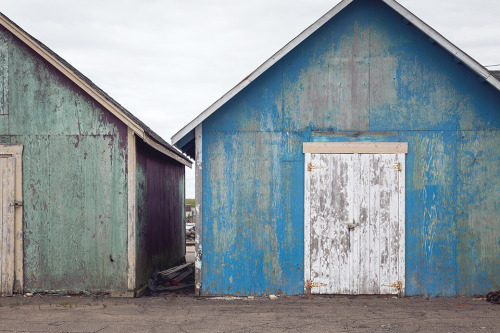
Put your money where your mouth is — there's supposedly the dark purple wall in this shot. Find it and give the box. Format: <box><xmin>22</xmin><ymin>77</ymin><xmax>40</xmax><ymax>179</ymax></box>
<box><xmin>135</xmin><ymin>139</ymin><xmax>186</xmax><ymax>285</ymax></box>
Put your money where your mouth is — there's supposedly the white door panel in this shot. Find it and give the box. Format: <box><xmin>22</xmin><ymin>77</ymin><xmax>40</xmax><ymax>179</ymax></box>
<box><xmin>305</xmin><ymin>153</ymin><xmax>405</xmax><ymax>295</ymax></box>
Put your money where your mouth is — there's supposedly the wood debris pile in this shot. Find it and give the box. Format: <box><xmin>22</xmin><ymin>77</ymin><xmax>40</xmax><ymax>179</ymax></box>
<box><xmin>148</xmin><ymin>263</ymin><xmax>194</xmax><ymax>292</ymax></box>
<box><xmin>486</xmin><ymin>290</ymin><xmax>499</xmax><ymax>304</ymax></box>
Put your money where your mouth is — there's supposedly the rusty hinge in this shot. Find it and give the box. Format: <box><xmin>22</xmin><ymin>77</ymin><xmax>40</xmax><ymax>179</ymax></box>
<box><xmin>305</xmin><ymin>280</ymin><xmax>326</xmax><ymax>291</ymax></box>
<box><xmin>307</xmin><ymin>162</ymin><xmax>324</xmax><ymax>172</ymax></box>
<box><xmin>383</xmin><ymin>280</ymin><xmax>402</xmax><ymax>291</ymax></box>
<box><xmin>386</xmin><ymin>162</ymin><xmax>402</xmax><ymax>172</ymax></box>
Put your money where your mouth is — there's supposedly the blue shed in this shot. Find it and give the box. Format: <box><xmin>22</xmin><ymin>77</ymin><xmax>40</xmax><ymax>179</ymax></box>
<box><xmin>172</xmin><ymin>0</ymin><xmax>500</xmax><ymax>297</ymax></box>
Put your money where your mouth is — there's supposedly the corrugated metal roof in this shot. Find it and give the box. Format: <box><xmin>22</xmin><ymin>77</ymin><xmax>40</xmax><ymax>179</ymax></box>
<box><xmin>0</xmin><ymin>12</ymin><xmax>192</xmax><ymax>167</ymax></box>
<box><xmin>172</xmin><ymin>0</ymin><xmax>500</xmax><ymax>148</ymax></box>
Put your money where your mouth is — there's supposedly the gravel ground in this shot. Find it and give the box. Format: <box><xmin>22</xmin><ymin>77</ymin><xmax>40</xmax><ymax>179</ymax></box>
<box><xmin>0</xmin><ymin>294</ymin><xmax>498</xmax><ymax>332</ymax></box>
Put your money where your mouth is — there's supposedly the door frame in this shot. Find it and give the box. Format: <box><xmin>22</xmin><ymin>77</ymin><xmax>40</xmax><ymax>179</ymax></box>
<box><xmin>0</xmin><ymin>145</ymin><xmax>23</xmax><ymax>295</ymax></box>
<box><xmin>303</xmin><ymin>142</ymin><xmax>407</xmax><ymax>295</ymax></box>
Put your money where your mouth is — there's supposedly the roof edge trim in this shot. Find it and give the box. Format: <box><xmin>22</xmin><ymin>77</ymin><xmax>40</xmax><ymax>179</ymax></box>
<box><xmin>0</xmin><ymin>14</ymin><xmax>146</xmax><ymax>139</ymax></box>
<box><xmin>144</xmin><ymin>134</ymin><xmax>192</xmax><ymax>168</ymax></box>
<box><xmin>172</xmin><ymin>0</ymin><xmax>500</xmax><ymax>145</ymax></box>
<box><xmin>382</xmin><ymin>0</ymin><xmax>500</xmax><ymax>90</ymax></box>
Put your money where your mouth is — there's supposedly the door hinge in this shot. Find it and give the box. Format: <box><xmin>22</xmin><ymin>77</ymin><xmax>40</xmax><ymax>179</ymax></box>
<box><xmin>305</xmin><ymin>279</ymin><xmax>326</xmax><ymax>294</ymax></box>
<box><xmin>383</xmin><ymin>280</ymin><xmax>402</xmax><ymax>291</ymax></box>
<box><xmin>10</xmin><ymin>201</ymin><xmax>23</xmax><ymax>208</ymax></box>
<box><xmin>307</xmin><ymin>162</ymin><xmax>324</xmax><ymax>172</ymax></box>
<box><xmin>386</xmin><ymin>162</ymin><xmax>402</xmax><ymax>172</ymax></box>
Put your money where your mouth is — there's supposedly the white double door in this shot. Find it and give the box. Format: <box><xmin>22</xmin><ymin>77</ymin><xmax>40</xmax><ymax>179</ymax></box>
<box><xmin>305</xmin><ymin>153</ymin><xmax>405</xmax><ymax>295</ymax></box>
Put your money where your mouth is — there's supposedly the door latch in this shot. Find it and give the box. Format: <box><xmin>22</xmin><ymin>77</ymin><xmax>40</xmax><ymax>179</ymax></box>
<box><xmin>10</xmin><ymin>201</ymin><xmax>23</xmax><ymax>208</ymax></box>
<box><xmin>347</xmin><ymin>223</ymin><xmax>356</xmax><ymax>231</ymax></box>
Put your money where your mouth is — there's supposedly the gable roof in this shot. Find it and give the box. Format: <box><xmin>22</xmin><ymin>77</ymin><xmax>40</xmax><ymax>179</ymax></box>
<box><xmin>172</xmin><ymin>0</ymin><xmax>500</xmax><ymax>153</ymax></box>
<box><xmin>0</xmin><ymin>12</ymin><xmax>192</xmax><ymax>168</ymax></box>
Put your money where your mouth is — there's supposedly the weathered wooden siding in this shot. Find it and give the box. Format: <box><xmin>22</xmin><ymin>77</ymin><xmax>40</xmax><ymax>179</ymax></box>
<box><xmin>307</xmin><ymin>153</ymin><xmax>405</xmax><ymax>295</ymax></box>
<box><xmin>0</xmin><ymin>25</ymin><xmax>129</xmax><ymax>291</ymax></box>
<box><xmin>201</xmin><ymin>0</ymin><xmax>500</xmax><ymax>296</ymax></box>
<box><xmin>135</xmin><ymin>139</ymin><xmax>185</xmax><ymax>287</ymax></box>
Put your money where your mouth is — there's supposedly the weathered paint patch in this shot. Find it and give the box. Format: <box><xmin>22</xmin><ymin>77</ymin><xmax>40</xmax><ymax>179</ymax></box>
<box><xmin>7</xmin><ymin>31</ymin><xmax>126</xmax><ymax>141</ymax></box>
<box><xmin>456</xmin><ymin>131</ymin><xmax>500</xmax><ymax>295</ymax></box>
<box><xmin>1</xmin><ymin>26</ymin><xmax>130</xmax><ymax>291</ymax></box>
<box><xmin>401</xmin><ymin>131</ymin><xmax>458</xmax><ymax>296</ymax></box>
<box><xmin>0</xmin><ymin>155</ymin><xmax>15</xmax><ymax>295</ymax></box>
<box><xmin>311</xmin><ymin>131</ymin><xmax>399</xmax><ymax>143</ymax></box>
<box><xmin>0</xmin><ymin>28</ymin><xmax>8</xmax><ymax>116</ymax></box>
<box><xmin>20</xmin><ymin>134</ymin><xmax>128</xmax><ymax>291</ymax></box>
<box><xmin>282</xmin><ymin>7</ymin><xmax>370</xmax><ymax>132</ymax></box>
<box><xmin>202</xmin><ymin>131</ymin><xmax>304</xmax><ymax>295</ymax></box>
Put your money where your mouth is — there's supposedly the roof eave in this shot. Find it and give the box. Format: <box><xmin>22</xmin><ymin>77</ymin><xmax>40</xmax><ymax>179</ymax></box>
<box><xmin>144</xmin><ymin>134</ymin><xmax>192</xmax><ymax>168</ymax></box>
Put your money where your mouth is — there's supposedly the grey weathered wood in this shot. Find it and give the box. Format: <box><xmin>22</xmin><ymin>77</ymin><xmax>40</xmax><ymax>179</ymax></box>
<box><xmin>0</xmin><ymin>157</ymin><xmax>15</xmax><ymax>296</ymax></box>
<box><xmin>194</xmin><ymin>124</ymin><xmax>203</xmax><ymax>296</ymax></box>
<box><xmin>303</xmin><ymin>142</ymin><xmax>408</xmax><ymax>154</ymax></box>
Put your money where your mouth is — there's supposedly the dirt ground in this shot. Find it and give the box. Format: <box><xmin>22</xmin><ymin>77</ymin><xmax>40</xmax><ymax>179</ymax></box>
<box><xmin>0</xmin><ymin>293</ymin><xmax>498</xmax><ymax>333</ymax></box>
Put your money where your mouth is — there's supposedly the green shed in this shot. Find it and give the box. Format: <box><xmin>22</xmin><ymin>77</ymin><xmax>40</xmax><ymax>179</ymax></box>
<box><xmin>0</xmin><ymin>13</ymin><xmax>192</xmax><ymax>296</ymax></box>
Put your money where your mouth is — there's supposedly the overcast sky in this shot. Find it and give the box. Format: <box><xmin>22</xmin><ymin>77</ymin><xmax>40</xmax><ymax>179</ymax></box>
<box><xmin>2</xmin><ymin>0</ymin><xmax>500</xmax><ymax>197</ymax></box>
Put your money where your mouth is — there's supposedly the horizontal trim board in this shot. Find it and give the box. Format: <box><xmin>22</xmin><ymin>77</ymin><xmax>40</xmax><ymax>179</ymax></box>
<box><xmin>303</xmin><ymin>142</ymin><xmax>408</xmax><ymax>154</ymax></box>
<box><xmin>143</xmin><ymin>134</ymin><xmax>192</xmax><ymax>168</ymax></box>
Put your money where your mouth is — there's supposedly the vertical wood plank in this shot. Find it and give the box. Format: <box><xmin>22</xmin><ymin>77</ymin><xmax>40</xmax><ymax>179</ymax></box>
<box><xmin>368</xmin><ymin>155</ymin><xmax>381</xmax><ymax>294</ymax></box>
<box><xmin>0</xmin><ymin>30</ymin><xmax>8</xmax><ymax>116</ymax></box>
<box><xmin>303</xmin><ymin>153</ymin><xmax>311</xmax><ymax>292</ymax></box>
<box><xmin>5</xmin><ymin>157</ymin><xmax>14</xmax><ymax>295</ymax></box>
<box><xmin>324</xmin><ymin>154</ymin><xmax>336</xmax><ymax>294</ymax></box>
<box><xmin>358</xmin><ymin>154</ymin><xmax>371</xmax><ymax>294</ymax></box>
<box><xmin>13</xmin><ymin>148</ymin><xmax>23</xmax><ymax>293</ymax></box>
<box><xmin>0</xmin><ymin>158</ymin><xmax>4</xmax><ymax>293</ymax></box>
<box><xmin>327</xmin><ymin>154</ymin><xmax>339</xmax><ymax>294</ymax></box>
<box><xmin>309</xmin><ymin>153</ymin><xmax>326</xmax><ymax>293</ymax></box>
<box><xmin>339</xmin><ymin>154</ymin><xmax>354</xmax><ymax>294</ymax></box>
<box><xmin>194</xmin><ymin>124</ymin><xmax>203</xmax><ymax>296</ymax></box>
<box><xmin>376</xmin><ymin>154</ymin><xmax>390</xmax><ymax>294</ymax></box>
<box><xmin>350</xmin><ymin>153</ymin><xmax>359</xmax><ymax>294</ymax></box>
<box><xmin>387</xmin><ymin>154</ymin><xmax>400</xmax><ymax>294</ymax></box>
<box><xmin>398</xmin><ymin>153</ymin><xmax>406</xmax><ymax>295</ymax></box>
<box><xmin>0</xmin><ymin>157</ymin><xmax>15</xmax><ymax>295</ymax></box>
<box><xmin>127</xmin><ymin>128</ymin><xmax>136</xmax><ymax>291</ymax></box>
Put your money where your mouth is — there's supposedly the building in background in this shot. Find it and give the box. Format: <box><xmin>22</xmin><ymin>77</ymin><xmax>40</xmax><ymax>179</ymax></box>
<box><xmin>173</xmin><ymin>0</ymin><xmax>500</xmax><ymax>296</ymax></box>
<box><xmin>0</xmin><ymin>13</ymin><xmax>191</xmax><ymax>296</ymax></box>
